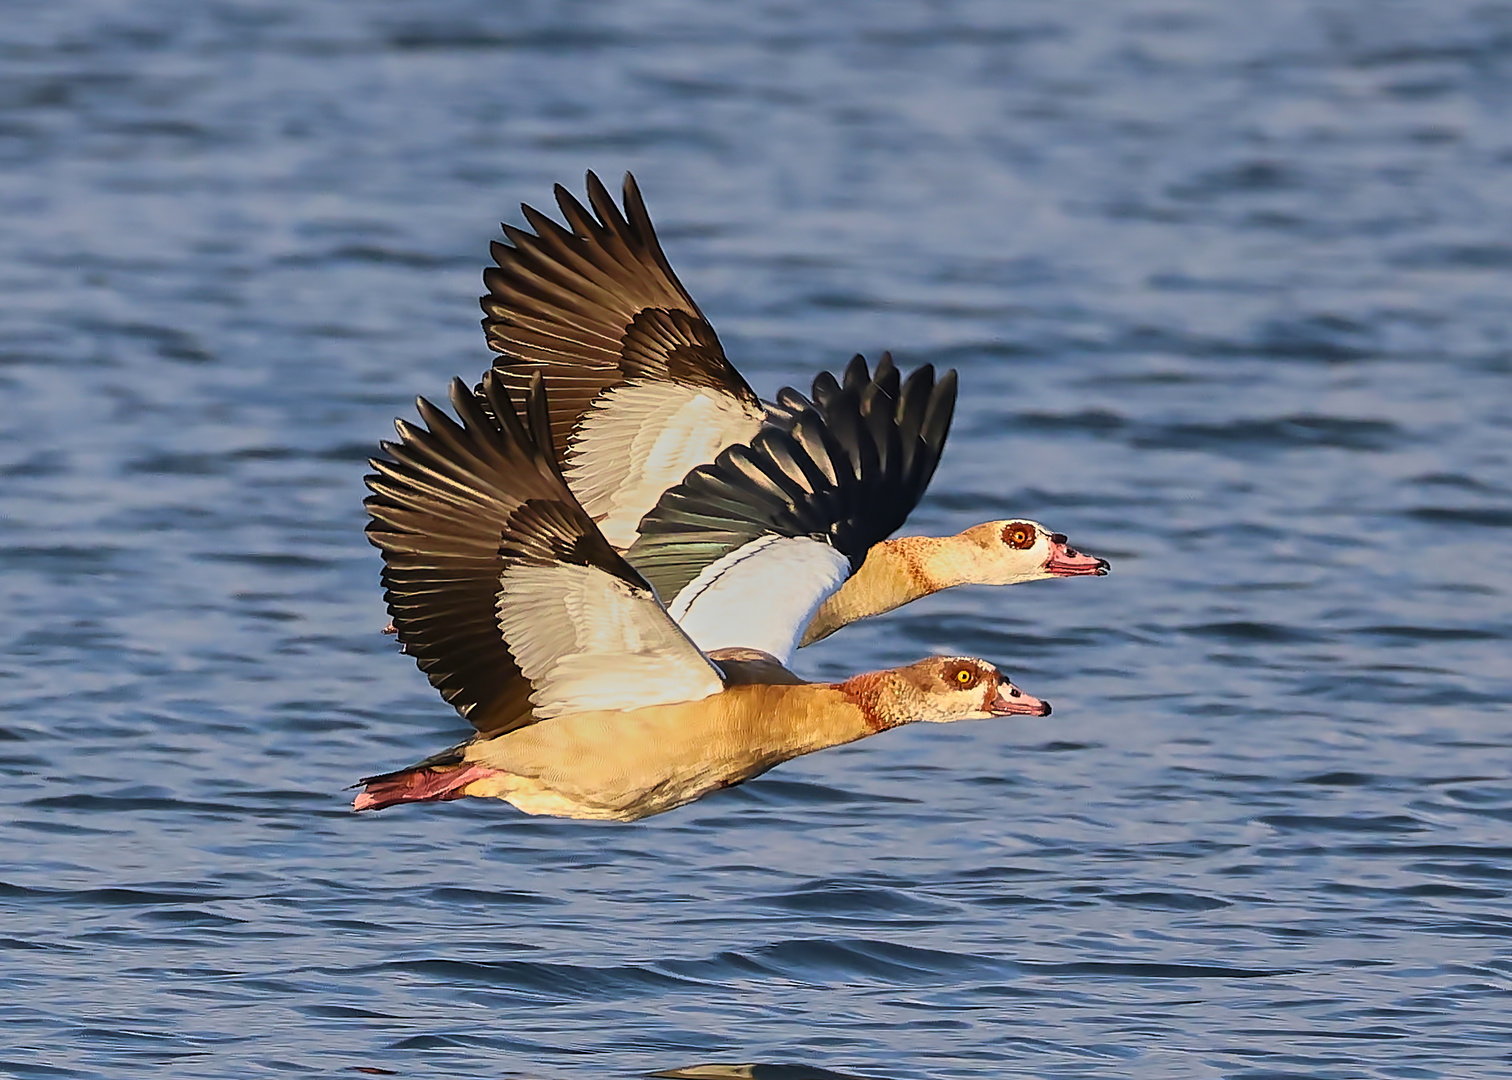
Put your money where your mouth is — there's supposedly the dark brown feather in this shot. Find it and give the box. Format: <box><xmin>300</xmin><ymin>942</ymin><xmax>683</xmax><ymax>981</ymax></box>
<box><xmin>365</xmin><ymin>374</ymin><xmax>570</xmax><ymax>738</ymax></box>
<box><xmin>478</xmin><ymin>171</ymin><xmax>757</xmax><ymax>463</ymax></box>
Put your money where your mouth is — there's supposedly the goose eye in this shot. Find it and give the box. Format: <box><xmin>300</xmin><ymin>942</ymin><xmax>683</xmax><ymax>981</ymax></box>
<box><xmin>954</xmin><ymin>668</ymin><xmax>976</xmax><ymax>687</ymax></box>
<box><xmin>1002</xmin><ymin>523</ymin><xmax>1037</xmax><ymax>550</ymax></box>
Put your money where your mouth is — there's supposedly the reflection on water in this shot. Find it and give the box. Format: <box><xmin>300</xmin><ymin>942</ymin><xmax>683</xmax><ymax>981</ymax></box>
<box><xmin>1</xmin><ymin>1</ymin><xmax>1510</xmax><ymax>1078</ymax></box>
<box><xmin>653</xmin><ymin>1065</ymin><xmax>893</xmax><ymax>1080</ymax></box>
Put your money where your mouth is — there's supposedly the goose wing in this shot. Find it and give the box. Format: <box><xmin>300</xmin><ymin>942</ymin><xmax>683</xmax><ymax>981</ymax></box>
<box><xmin>480</xmin><ymin>171</ymin><xmax>766</xmax><ymax>547</ymax></box>
<box><xmin>624</xmin><ymin>355</ymin><xmax>958</xmax><ymax>663</ymax></box>
<box><xmin>365</xmin><ymin>373</ymin><xmax>724</xmax><ymax>737</ymax></box>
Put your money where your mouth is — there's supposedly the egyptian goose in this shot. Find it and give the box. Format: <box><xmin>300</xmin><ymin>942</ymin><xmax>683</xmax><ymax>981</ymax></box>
<box><xmin>356</xmin><ymin>374</ymin><xmax>1050</xmax><ymax>821</ymax></box>
<box><xmin>476</xmin><ymin>172</ymin><xmax>1109</xmax><ymax>647</ymax></box>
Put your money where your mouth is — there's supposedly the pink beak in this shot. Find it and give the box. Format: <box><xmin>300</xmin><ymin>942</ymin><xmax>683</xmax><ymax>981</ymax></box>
<box><xmin>1044</xmin><ymin>533</ymin><xmax>1110</xmax><ymax>577</ymax></box>
<box><xmin>987</xmin><ymin>683</ymin><xmax>1051</xmax><ymax>718</ymax></box>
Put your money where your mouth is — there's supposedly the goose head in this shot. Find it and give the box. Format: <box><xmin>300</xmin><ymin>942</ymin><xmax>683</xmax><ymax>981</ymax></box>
<box><xmin>845</xmin><ymin>656</ymin><xmax>1051</xmax><ymax>728</ymax></box>
<box><xmin>957</xmin><ymin>519</ymin><xmax>1109</xmax><ymax>585</ymax></box>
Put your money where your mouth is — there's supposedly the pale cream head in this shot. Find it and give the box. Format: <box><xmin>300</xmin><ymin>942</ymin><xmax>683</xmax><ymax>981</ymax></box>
<box><xmin>899</xmin><ymin>656</ymin><xmax>1052</xmax><ymax>722</ymax></box>
<box><xmin>955</xmin><ymin>519</ymin><xmax>1110</xmax><ymax>586</ymax></box>
<box><xmin>840</xmin><ymin>656</ymin><xmax>1051</xmax><ymax>729</ymax></box>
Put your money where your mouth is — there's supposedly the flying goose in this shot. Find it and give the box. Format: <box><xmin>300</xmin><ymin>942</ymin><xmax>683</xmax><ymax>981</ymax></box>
<box><xmin>476</xmin><ymin>172</ymin><xmax>1109</xmax><ymax>647</ymax></box>
<box><xmin>368</xmin><ymin>350</ymin><xmax>1050</xmax><ymax>739</ymax></box>
<box><xmin>356</xmin><ymin>373</ymin><xmax>1050</xmax><ymax>821</ymax></box>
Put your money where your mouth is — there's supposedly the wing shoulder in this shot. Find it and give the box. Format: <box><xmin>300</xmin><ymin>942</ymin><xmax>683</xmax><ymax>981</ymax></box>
<box><xmin>623</xmin><ymin>354</ymin><xmax>957</xmax><ymax>660</ymax></box>
<box><xmin>367</xmin><ymin>372</ymin><xmax>726</xmax><ymax>733</ymax></box>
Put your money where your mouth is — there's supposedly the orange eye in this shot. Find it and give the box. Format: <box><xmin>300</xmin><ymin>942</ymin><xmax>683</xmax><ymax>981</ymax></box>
<box><xmin>1002</xmin><ymin>523</ymin><xmax>1037</xmax><ymax>550</ymax></box>
<box><xmin>955</xmin><ymin>668</ymin><xmax>976</xmax><ymax>687</ymax></box>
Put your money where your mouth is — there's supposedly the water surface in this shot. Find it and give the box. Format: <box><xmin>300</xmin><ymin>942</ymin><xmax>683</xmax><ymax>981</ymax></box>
<box><xmin>2</xmin><ymin>2</ymin><xmax>1510</xmax><ymax>1078</ymax></box>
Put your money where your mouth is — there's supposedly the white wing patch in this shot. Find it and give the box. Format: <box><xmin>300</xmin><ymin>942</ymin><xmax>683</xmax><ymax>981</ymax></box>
<box><xmin>498</xmin><ymin>562</ymin><xmax>725</xmax><ymax>720</ymax></box>
<box><xmin>668</xmin><ymin>536</ymin><xmax>852</xmax><ymax>665</ymax></box>
<box><xmin>566</xmin><ymin>381</ymin><xmax>765</xmax><ymax>549</ymax></box>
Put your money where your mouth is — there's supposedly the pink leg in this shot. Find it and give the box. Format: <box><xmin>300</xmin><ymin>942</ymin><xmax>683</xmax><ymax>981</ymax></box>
<box><xmin>352</xmin><ymin>763</ymin><xmax>501</xmax><ymax>812</ymax></box>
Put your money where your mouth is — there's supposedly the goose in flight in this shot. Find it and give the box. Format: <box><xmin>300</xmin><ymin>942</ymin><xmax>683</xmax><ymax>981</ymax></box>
<box><xmin>356</xmin><ymin>373</ymin><xmax>1050</xmax><ymax>821</ymax></box>
<box><xmin>477</xmin><ymin>172</ymin><xmax>1109</xmax><ymax>650</ymax></box>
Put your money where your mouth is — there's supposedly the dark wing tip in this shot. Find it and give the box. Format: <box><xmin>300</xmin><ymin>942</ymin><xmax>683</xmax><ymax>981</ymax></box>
<box><xmin>365</xmin><ymin>370</ymin><xmax>596</xmax><ymax>737</ymax></box>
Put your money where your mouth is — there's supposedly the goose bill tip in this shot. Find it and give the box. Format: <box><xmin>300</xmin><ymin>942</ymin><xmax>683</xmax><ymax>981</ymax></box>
<box><xmin>1045</xmin><ymin>541</ymin><xmax>1109</xmax><ymax>577</ymax></box>
<box><xmin>988</xmin><ymin>689</ymin><xmax>1051</xmax><ymax>718</ymax></box>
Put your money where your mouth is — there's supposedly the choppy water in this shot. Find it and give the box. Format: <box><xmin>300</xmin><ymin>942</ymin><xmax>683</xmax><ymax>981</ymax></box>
<box><xmin>3</xmin><ymin>2</ymin><xmax>1511</xmax><ymax>1078</ymax></box>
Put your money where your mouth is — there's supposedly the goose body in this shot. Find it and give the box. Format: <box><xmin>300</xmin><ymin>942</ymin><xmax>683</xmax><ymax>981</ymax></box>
<box><xmin>359</xmin><ymin>667</ymin><xmax>1043</xmax><ymax>822</ymax></box>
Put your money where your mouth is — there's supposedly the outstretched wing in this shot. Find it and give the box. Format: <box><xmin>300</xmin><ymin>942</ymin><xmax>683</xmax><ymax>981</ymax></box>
<box><xmin>365</xmin><ymin>372</ymin><xmax>723</xmax><ymax>736</ymax></box>
<box><xmin>480</xmin><ymin>171</ymin><xmax>766</xmax><ymax>546</ymax></box>
<box><xmin>624</xmin><ymin>355</ymin><xmax>958</xmax><ymax>662</ymax></box>
<box><xmin>494</xmin><ymin>485</ymin><xmax>726</xmax><ymax>722</ymax></box>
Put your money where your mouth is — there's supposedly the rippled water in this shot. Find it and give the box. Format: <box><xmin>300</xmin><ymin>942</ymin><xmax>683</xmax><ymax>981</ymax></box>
<box><xmin>3</xmin><ymin>2</ymin><xmax>1511</xmax><ymax>1077</ymax></box>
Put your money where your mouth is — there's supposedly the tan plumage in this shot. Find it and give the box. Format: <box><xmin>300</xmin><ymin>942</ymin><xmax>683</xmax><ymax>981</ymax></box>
<box><xmin>357</xmin><ymin>656</ymin><xmax>1049</xmax><ymax>822</ymax></box>
<box><xmin>802</xmin><ymin>524</ymin><xmax>1111</xmax><ymax>646</ymax></box>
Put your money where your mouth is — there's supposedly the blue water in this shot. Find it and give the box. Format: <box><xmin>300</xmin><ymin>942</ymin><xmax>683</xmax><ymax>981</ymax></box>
<box><xmin>2</xmin><ymin>2</ymin><xmax>1510</xmax><ymax>1077</ymax></box>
